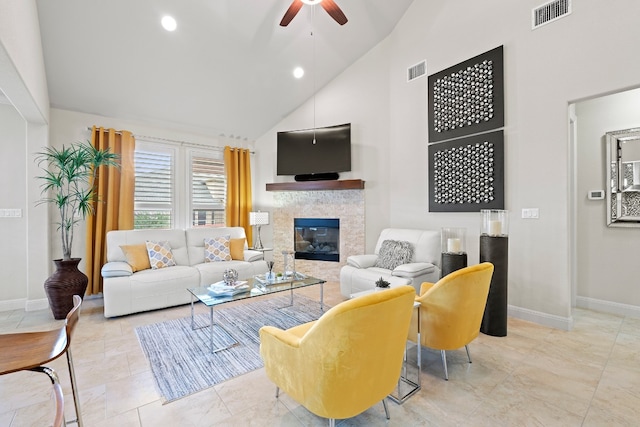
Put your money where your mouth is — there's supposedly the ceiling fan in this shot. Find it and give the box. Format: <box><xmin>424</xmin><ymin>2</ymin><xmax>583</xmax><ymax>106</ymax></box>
<box><xmin>280</xmin><ymin>0</ymin><xmax>348</xmax><ymax>27</ymax></box>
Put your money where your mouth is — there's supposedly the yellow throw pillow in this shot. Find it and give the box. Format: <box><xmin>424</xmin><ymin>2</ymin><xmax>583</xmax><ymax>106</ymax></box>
<box><xmin>230</xmin><ymin>238</ymin><xmax>246</xmax><ymax>260</ymax></box>
<box><xmin>120</xmin><ymin>244</ymin><xmax>151</xmax><ymax>272</ymax></box>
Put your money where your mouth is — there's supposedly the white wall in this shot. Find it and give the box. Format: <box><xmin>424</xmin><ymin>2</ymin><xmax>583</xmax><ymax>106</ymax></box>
<box><xmin>575</xmin><ymin>88</ymin><xmax>640</xmax><ymax>310</ymax></box>
<box><xmin>0</xmin><ymin>0</ymin><xmax>49</xmax><ymax>122</ymax></box>
<box><xmin>0</xmin><ymin>104</ymin><xmax>28</xmax><ymax>302</ymax></box>
<box><xmin>254</xmin><ymin>0</ymin><xmax>640</xmax><ymax>328</ymax></box>
<box><xmin>0</xmin><ymin>0</ymin><xmax>50</xmax><ymax>311</ymax></box>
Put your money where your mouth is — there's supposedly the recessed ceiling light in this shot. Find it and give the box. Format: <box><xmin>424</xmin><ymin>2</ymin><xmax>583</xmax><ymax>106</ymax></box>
<box><xmin>161</xmin><ymin>16</ymin><xmax>177</xmax><ymax>32</ymax></box>
<box><xmin>293</xmin><ymin>67</ymin><xmax>305</xmax><ymax>79</ymax></box>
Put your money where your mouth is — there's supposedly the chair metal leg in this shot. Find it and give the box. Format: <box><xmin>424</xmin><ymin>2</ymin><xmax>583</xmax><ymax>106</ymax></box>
<box><xmin>328</xmin><ymin>418</ymin><xmax>335</xmax><ymax>427</ymax></box>
<box><xmin>28</xmin><ymin>366</ymin><xmax>67</xmax><ymax>427</ymax></box>
<box><xmin>465</xmin><ymin>345</ymin><xmax>472</xmax><ymax>363</ymax></box>
<box><xmin>275</xmin><ymin>386</ymin><xmax>280</xmax><ymax>398</ymax></box>
<box><xmin>440</xmin><ymin>350</ymin><xmax>449</xmax><ymax>381</ymax></box>
<box><xmin>52</xmin><ymin>381</ymin><xmax>65</xmax><ymax>427</ymax></box>
<box><xmin>382</xmin><ymin>398</ymin><xmax>390</xmax><ymax>420</ymax></box>
<box><xmin>66</xmin><ymin>349</ymin><xmax>83</xmax><ymax>427</ymax></box>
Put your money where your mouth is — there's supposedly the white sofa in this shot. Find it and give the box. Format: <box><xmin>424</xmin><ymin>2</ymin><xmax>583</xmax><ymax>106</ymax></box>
<box><xmin>340</xmin><ymin>228</ymin><xmax>441</xmax><ymax>297</ymax></box>
<box><xmin>101</xmin><ymin>227</ymin><xmax>268</xmax><ymax>317</ymax></box>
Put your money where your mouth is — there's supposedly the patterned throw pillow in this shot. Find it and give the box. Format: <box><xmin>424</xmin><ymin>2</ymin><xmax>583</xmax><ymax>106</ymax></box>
<box><xmin>204</xmin><ymin>236</ymin><xmax>232</xmax><ymax>262</ymax></box>
<box><xmin>374</xmin><ymin>240</ymin><xmax>414</xmax><ymax>270</ymax></box>
<box><xmin>145</xmin><ymin>240</ymin><xmax>177</xmax><ymax>269</ymax></box>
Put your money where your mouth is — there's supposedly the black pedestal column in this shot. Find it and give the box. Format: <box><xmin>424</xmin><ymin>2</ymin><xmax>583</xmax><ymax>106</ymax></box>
<box><xmin>479</xmin><ymin>235</ymin><xmax>508</xmax><ymax>337</ymax></box>
<box><xmin>441</xmin><ymin>253</ymin><xmax>468</xmax><ymax>277</ymax></box>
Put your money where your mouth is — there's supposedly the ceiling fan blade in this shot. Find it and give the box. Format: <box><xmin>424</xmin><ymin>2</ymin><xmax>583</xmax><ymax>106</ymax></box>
<box><xmin>280</xmin><ymin>0</ymin><xmax>304</xmax><ymax>27</ymax></box>
<box><xmin>321</xmin><ymin>0</ymin><xmax>348</xmax><ymax>25</ymax></box>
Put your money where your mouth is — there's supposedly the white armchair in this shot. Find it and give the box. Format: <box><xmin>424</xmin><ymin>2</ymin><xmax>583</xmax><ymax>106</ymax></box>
<box><xmin>340</xmin><ymin>228</ymin><xmax>441</xmax><ymax>297</ymax></box>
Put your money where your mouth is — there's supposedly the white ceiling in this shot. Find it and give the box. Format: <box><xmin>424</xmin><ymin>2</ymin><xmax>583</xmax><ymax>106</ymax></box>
<box><xmin>35</xmin><ymin>0</ymin><xmax>414</xmax><ymax>140</ymax></box>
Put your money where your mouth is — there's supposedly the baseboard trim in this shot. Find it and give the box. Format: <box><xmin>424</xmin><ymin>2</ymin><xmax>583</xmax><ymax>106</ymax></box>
<box><xmin>0</xmin><ymin>298</ymin><xmax>27</xmax><ymax>312</ymax></box>
<box><xmin>576</xmin><ymin>296</ymin><xmax>640</xmax><ymax>318</ymax></box>
<box><xmin>508</xmin><ymin>304</ymin><xmax>574</xmax><ymax>331</ymax></box>
<box><xmin>0</xmin><ymin>298</ymin><xmax>50</xmax><ymax>313</ymax></box>
<box><xmin>25</xmin><ymin>298</ymin><xmax>50</xmax><ymax>311</ymax></box>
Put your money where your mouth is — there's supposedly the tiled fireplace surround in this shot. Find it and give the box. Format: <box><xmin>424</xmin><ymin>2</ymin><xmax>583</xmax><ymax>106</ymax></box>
<box><xmin>272</xmin><ymin>189</ymin><xmax>365</xmax><ymax>282</ymax></box>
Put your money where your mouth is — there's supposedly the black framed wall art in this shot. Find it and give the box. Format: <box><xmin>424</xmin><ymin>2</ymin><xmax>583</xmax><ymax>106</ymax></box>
<box><xmin>428</xmin><ymin>130</ymin><xmax>504</xmax><ymax>212</ymax></box>
<box><xmin>428</xmin><ymin>46</ymin><xmax>504</xmax><ymax>143</ymax></box>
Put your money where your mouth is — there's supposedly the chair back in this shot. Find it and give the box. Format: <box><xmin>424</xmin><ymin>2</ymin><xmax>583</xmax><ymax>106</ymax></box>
<box><xmin>294</xmin><ymin>285</ymin><xmax>415</xmax><ymax>419</ymax></box>
<box><xmin>63</xmin><ymin>295</ymin><xmax>82</xmax><ymax>352</ymax></box>
<box><xmin>415</xmin><ymin>262</ymin><xmax>494</xmax><ymax>351</ymax></box>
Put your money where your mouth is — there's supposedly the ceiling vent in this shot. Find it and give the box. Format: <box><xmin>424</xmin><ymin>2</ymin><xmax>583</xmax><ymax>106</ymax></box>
<box><xmin>407</xmin><ymin>60</ymin><xmax>426</xmax><ymax>82</ymax></box>
<box><xmin>532</xmin><ymin>0</ymin><xmax>571</xmax><ymax>29</ymax></box>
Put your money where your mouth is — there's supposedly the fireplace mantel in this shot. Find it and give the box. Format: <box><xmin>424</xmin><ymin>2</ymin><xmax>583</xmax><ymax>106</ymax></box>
<box><xmin>266</xmin><ymin>179</ymin><xmax>364</xmax><ymax>192</ymax></box>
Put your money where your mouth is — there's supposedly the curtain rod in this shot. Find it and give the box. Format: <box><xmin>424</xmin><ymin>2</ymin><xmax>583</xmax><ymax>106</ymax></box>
<box><xmin>86</xmin><ymin>127</ymin><xmax>254</xmax><ymax>154</ymax></box>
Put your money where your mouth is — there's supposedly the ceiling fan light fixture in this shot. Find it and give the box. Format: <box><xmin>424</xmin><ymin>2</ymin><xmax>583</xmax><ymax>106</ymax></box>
<box><xmin>301</xmin><ymin>0</ymin><xmax>323</xmax><ymax>5</ymax></box>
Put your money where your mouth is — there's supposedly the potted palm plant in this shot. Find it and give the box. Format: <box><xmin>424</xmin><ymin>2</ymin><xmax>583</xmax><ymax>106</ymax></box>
<box><xmin>36</xmin><ymin>140</ymin><xmax>119</xmax><ymax>318</ymax></box>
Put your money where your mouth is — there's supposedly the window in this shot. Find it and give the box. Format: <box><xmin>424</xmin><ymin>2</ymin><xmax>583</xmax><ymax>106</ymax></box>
<box><xmin>190</xmin><ymin>154</ymin><xmax>226</xmax><ymax>227</ymax></box>
<box><xmin>134</xmin><ymin>142</ymin><xmax>226</xmax><ymax>229</ymax></box>
<box><xmin>134</xmin><ymin>148</ymin><xmax>174</xmax><ymax>229</ymax></box>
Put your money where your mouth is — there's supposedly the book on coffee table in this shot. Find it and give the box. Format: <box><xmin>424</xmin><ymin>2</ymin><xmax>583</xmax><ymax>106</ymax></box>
<box><xmin>208</xmin><ymin>281</ymin><xmax>249</xmax><ymax>296</ymax></box>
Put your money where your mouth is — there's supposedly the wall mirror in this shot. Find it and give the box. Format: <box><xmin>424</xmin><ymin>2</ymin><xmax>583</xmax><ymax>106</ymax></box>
<box><xmin>606</xmin><ymin>127</ymin><xmax>640</xmax><ymax>226</ymax></box>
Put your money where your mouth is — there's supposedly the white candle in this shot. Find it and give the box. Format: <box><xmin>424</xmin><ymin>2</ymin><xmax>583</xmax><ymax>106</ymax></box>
<box><xmin>489</xmin><ymin>220</ymin><xmax>502</xmax><ymax>236</ymax></box>
<box><xmin>447</xmin><ymin>238</ymin><xmax>461</xmax><ymax>253</ymax></box>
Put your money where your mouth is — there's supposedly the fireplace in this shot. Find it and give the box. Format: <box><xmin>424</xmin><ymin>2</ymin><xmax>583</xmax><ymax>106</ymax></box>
<box><xmin>294</xmin><ymin>218</ymin><xmax>340</xmax><ymax>262</ymax></box>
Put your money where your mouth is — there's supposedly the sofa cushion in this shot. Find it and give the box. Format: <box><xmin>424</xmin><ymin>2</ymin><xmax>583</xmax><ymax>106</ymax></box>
<box><xmin>374</xmin><ymin>240</ymin><xmax>414</xmax><ymax>270</ymax></box>
<box><xmin>146</xmin><ymin>240</ymin><xmax>177</xmax><ymax>269</ymax></box>
<box><xmin>204</xmin><ymin>236</ymin><xmax>232</xmax><ymax>262</ymax></box>
<box><xmin>346</xmin><ymin>254</ymin><xmax>378</xmax><ymax>269</ymax></box>
<box><xmin>392</xmin><ymin>262</ymin><xmax>435</xmax><ymax>278</ymax></box>
<box><xmin>120</xmin><ymin>244</ymin><xmax>151</xmax><ymax>272</ymax></box>
<box><xmin>101</xmin><ymin>261</ymin><xmax>133</xmax><ymax>278</ymax></box>
<box><xmin>230</xmin><ymin>238</ymin><xmax>246</xmax><ymax>260</ymax></box>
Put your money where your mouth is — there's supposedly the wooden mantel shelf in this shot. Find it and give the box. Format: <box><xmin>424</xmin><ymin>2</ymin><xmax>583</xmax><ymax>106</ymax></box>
<box><xmin>266</xmin><ymin>179</ymin><xmax>365</xmax><ymax>192</ymax></box>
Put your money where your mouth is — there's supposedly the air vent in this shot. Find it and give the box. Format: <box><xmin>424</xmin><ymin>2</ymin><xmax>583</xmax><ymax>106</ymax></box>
<box><xmin>532</xmin><ymin>0</ymin><xmax>571</xmax><ymax>29</ymax></box>
<box><xmin>407</xmin><ymin>60</ymin><xmax>426</xmax><ymax>82</ymax></box>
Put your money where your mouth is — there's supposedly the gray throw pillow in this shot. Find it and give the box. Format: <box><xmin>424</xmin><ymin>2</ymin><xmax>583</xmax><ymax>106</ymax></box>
<box><xmin>375</xmin><ymin>240</ymin><xmax>414</xmax><ymax>270</ymax></box>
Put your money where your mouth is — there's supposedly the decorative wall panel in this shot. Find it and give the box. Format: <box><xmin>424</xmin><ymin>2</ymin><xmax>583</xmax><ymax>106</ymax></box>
<box><xmin>428</xmin><ymin>130</ymin><xmax>504</xmax><ymax>212</ymax></box>
<box><xmin>428</xmin><ymin>46</ymin><xmax>504</xmax><ymax>143</ymax></box>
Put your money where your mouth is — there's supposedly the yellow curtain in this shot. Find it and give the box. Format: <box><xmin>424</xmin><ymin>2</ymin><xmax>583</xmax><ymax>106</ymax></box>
<box><xmin>224</xmin><ymin>146</ymin><xmax>253</xmax><ymax>243</ymax></box>
<box><xmin>85</xmin><ymin>126</ymin><xmax>136</xmax><ymax>295</ymax></box>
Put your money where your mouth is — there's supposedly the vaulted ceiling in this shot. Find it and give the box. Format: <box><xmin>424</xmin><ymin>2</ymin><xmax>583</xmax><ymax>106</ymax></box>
<box><xmin>35</xmin><ymin>0</ymin><xmax>414</xmax><ymax>140</ymax></box>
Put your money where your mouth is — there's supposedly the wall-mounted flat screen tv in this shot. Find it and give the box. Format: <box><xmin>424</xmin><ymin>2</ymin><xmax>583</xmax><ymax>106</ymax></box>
<box><xmin>277</xmin><ymin>123</ymin><xmax>351</xmax><ymax>180</ymax></box>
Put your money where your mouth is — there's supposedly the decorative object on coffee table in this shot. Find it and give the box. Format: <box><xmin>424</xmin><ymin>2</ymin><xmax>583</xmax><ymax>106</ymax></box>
<box><xmin>222</xmin><ymin>268</ymin><xmax>238</xmax><ymax>285</ymax></box>
<box><xmin>36</xmin><ymin>140</ymin><xmax>119</xmax><ymax>319</ymax></box>
<box><xmin>479</xmin><ymin>209</ymin><xmax>509</xmax><ymax>337</ymax></box>
<box><xmin>375</xmin><ymin>277</ymin><xmax>390</xmax><ymax>288</ymax></box>
<box><xmin>441</xmin><ymin>227</ymin><xmax>468</xmax><ymax>277</ymax></box>
<box><xmin>249</xmin><ymin>211</ymin><xmax>269</xmax><ymax>250</ymax></box>
<box><xmin>282</xmin><ymin>250</ymin><xmax>295</xmax><ymax>279</ymax></box>
<box><xmin>266</xmin><ymin>261</ymin><xmax>275</xmax><ymax>280</ymax></box>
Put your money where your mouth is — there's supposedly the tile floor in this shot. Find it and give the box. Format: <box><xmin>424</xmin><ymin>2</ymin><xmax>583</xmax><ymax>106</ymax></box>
<box><xmin>1</xmin><ymin>282</ymin><xmax>639</xmax><ymax>426</ymax></box>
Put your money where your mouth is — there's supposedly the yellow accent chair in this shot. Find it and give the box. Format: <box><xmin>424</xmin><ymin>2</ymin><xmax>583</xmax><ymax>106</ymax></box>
<box><xmin>259</xmin><ymin>285</ymin><xmax>416</xmax><ymax>426</ymax></box>
<box><xmin>408</xmin><ymin>262</ymin><xmax>494</xmax><ymax>380</ymax></box>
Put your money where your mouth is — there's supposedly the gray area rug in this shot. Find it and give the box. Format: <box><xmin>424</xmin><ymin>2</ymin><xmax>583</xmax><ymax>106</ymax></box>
<box><xmin>135</xmin><ymin>294</ymin><xmax>326</xmax><ymax>403</ymax></box>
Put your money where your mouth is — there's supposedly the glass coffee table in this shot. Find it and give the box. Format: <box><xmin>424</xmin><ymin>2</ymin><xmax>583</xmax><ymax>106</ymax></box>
<box><xmin>187</xmin><ymin>274</ymin><xmax>326</xmax><ymax>353</ymax></box>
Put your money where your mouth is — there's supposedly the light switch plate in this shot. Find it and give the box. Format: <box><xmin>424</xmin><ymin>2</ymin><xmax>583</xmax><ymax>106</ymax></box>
<box><xmin>522</xmin><ymin>208</ymin><xmax>539</xmax><ymax>219</ymax></box>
